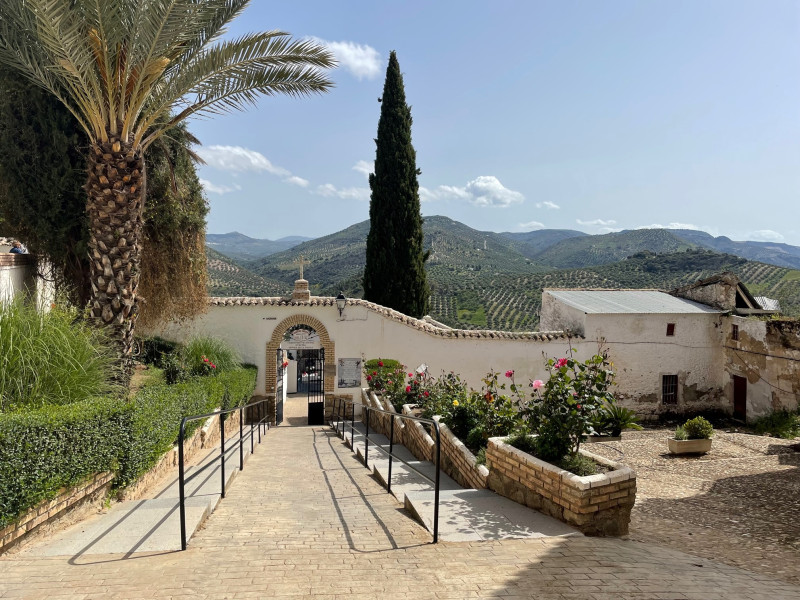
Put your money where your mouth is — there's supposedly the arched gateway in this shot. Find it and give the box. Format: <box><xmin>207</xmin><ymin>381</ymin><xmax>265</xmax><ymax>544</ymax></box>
<box><xmin>265</xmin><ymin>314</ymin><xmax>335</xmax><ymax>424</ymax></box>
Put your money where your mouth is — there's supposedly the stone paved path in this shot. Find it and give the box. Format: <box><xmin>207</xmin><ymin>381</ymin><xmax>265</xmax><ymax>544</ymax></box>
<box><xmin>2</xmin><ymin>414</ymin><xmax>799</xmax><ymax>599</ymax></box>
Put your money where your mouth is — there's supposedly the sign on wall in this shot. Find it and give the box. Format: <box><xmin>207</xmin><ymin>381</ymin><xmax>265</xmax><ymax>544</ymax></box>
<box><xmin>282</xmin><ymin>328</ymin><xmax>321</xmax><ymax>349</ymax></box>
<box><xmin>337</xmin><ymin>358</ymin><xmax>362</xmax><ymax>388</ymax></box>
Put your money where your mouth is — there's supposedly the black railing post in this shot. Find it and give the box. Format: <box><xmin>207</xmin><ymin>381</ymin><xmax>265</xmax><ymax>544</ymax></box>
<box><xmin>239</xmin><ymin>406</ymin><xmax>244</xmax><ymax>471</ymax></box>
<box><xmin>433</xmin><ymin>423</ymin><xmax>441</xmax><ymax>544</ymax></box>
<box><xmin>178</xmin><ymin>418</ymin><xmax>188</xmax><ymax>551</ymax></box>
<box><xmin>364</xmin><ymin>405</ymin><xmax>370</xmax><ymax>468</ymax></box>
<box><xmin>220</xmin><ymin>414</ymin><xmax>226</xmax><ymax>499</ymax></box>
<box><xmin>250</xmin><ymin>412</ymin><xmax>254</xmax><ymax>454</ymax></box>
<box><xmin>388</xmin><ymin>414</ymin><xmax>394</xmax><ymax>493</ymax></box>
<box><xmin>351</xmin><ymin>402</ymin><xmax>355</xmax><ymax>448</ymax></box>
<box><xmin>258</xmin><ymin>402</ymin><xmax>262</xmax><ymax>443</ymax></box>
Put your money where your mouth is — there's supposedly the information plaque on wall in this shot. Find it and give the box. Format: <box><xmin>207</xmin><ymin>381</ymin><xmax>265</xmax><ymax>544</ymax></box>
<box><xmin>337</xmin><ymin>358</ymin><xmax>362</xmax><ymax>388</ymax></box>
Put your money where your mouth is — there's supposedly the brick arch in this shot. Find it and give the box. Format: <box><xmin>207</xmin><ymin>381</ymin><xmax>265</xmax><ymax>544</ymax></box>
<box><xmin>265</xmin><ymin>314</ymin><xmax>335</xmax><ymax>396</ymax></box>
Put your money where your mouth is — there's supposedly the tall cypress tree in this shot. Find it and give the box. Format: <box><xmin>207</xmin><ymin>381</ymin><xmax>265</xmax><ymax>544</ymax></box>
<box><xmin>363</xmin><ymin>51</ymin><xmax>430</xmax><ymax>317</ymax></box>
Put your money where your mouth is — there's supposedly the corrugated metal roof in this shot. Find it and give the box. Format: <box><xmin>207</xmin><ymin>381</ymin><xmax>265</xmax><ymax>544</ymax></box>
<box><xmin>545</xmin><ymin>290</ymin><xmax>721</xmax><ymax>314</ymax></box>
<box><xmin>754</xmin><ymin>296</ymin><xmax>781</xmax><ymax>312</ymax></box>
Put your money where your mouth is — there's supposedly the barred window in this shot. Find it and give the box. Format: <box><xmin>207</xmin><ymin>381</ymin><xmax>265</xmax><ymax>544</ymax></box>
<box><xmin>662</xmin><ymin>374</ymin><xmax>678</xmax><ymax>404</ymax></box>
<box><xmin>732</xmin><ymin>324</ymin><xmax>739</xmax><ymax>341</ymax></box>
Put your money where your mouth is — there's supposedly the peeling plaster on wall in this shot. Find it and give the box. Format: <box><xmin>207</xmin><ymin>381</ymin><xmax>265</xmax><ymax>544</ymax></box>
<box><xmin>724</xmin><ymin>316</ymin><xmax>800</xmax><ymax>420</ymax></box>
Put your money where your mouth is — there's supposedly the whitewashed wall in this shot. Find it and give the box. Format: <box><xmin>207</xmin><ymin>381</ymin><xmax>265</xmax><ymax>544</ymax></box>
<box><xmin>155</xmin><ymin>299</ymin><xmax>592</xmax><ymax>400</ymax></box>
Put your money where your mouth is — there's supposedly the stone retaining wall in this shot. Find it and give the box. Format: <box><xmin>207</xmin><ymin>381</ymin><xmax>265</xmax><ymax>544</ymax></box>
<box><xmin>486</xmin><ymin>437</ymin><xmax>635</xmax><ymax>536</ymax></box>
<box><xmin>0</xmin><ymin>472</ymin><xmax>113</xmax><ymax>555</ymax></box>
<box><xmin>434</xmin><ymin>419</ymin><xmax>489</xmax><ymax>490</ymax></box>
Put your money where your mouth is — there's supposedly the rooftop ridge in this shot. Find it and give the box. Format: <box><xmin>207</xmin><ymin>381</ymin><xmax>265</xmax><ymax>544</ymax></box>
<box><xmin>207</xmin><ymin>296</ymin><xmax>580</xmax><ymax>341</ymax></box>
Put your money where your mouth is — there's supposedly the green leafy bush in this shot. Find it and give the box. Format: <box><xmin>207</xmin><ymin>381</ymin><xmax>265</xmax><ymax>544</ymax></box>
<box><xmin>683</xmin><ymin>416</ymin><xmax>713</xmax><ymax>439</ymax></box>
<box><xmin>363</xmin><ymin>359</ymin><xmax>407</xmax><ymax>409</ymax></box>
<box><xmin>138</xmin><ymin>336</ymin><xmax>179</xmax><ymax>368</ymax></box>
<box><xmin>0</xmin><ymin>397</ymin><xmax>129</xmax><ymax>528</ymax></box>
<box><xmin>0</xmin><ymin>300</ymin><xmax>121</xmax><ymax>411</ymax></box>
<box><xmin>182</xmin><ymin>336</ymin><xmax>240</xmax><ymax>375</ymax></box>
<box><xmin>752</xmin><ymin>410</ymin><xmax>800</xmax><ymax>439</ymax></box>
<box><xmin>116</xmin><ymin>367</ymin><xmax>256</xmax><ymax>487</ymax></box>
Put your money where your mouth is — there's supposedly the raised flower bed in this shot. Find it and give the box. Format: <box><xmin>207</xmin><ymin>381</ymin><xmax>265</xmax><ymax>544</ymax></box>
<box><xmin>486</xmin><ymin>436</ymin><xmax>635</xmax><ymax>536</ymax></box>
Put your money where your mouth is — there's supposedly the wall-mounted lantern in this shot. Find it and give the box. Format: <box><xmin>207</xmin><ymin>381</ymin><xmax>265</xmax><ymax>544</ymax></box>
<box><xmin>335</xmin><ymin>292</ymin><xmax>346</xmax><ymax>318</ymax></box>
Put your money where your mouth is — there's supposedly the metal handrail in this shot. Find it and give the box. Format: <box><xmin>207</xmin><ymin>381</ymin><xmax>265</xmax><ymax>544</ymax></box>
<box><xmin>330</xmin><ymin>395</ymin><xmax>441</xmax><ymax>543</ymax></box>
<box><xmin>178</xmin><ymin>394</ymin><xmax>271</xmax><ymax>550</ymax></box>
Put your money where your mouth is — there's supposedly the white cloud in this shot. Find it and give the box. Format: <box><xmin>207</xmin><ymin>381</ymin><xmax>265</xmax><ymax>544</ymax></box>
<box><xmin>285</xmin><ymin>176</ymin><xmax>310</xmax><ymax>188</ymax></box>
<box><xmin>313</xmin><ymin>39</ymin><xmax>382</xmax><ymax>80</ymax></box>
<box><xmin>536</xmin><ymin>201</ymin><xmax>560</xmax><ymax>210</ymax></box>
<box><xmin>518</xmin><ymin>220</ymin><xmax>545</xmax><ymax>230</ymax></box>
<box><xmin>353</xmin><ymin>160</ymin><xmax>372</xmax><ymax>177</ymax></box>
<box><xmin>422</xmin><ymin>176</ymin><xmax>523</xmax><ymax>207</ymax></box>
<box><xmin>746</xmin><ymin>229</ymin><xmax>784</xmax><ymax>242</ymax></box>
<box><xmin>314</xmin><ymin>183</ymin><xmax>370</xmax><ymax>201</ymax></box>
<box><xmin>199</xmin><ymin>179</ymin><xmax>240</xmax><ymax>195</ymax></box>
<box><xmin>576</xmin><ymin>219</ymin><xmax>617</xmax><ymax>227</ymax></box>
<box><xmin>198</xmin><ymin>145</ymin><xmax>290</xmax><ymax>175</ymax></box>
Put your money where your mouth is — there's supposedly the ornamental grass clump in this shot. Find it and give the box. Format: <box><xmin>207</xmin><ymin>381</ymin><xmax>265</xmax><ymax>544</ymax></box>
<box><xmin>182</xmin><ymin>336</ymin><xmax>240</xmax><ymax>375</ymax></box>
<box><xmin>0</xmin><ymin>300</ymin><xmax>120</xmax><ymax>411</ymax></box>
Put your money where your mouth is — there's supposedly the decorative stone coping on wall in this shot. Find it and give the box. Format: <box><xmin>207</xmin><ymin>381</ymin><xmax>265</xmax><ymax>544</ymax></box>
<box><xmin>486</xmin><ymin>437</ymin><xmax>636</xmax><ymax>536</ymax></box>
<box><xmin>208</xmin><ymin>296</ymin><xmax>579</xmax><ymax>342</ymax></box>
<box><xmin>0</xmin><ymin>472</ymin><xmax>114</xmax><ymax>555</ymax></box>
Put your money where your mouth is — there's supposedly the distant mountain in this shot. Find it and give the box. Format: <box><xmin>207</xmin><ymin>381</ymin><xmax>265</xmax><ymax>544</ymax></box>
<box><xmin>499</xmin><ymin>229</ymin><xmax>587</xmax><ymax>257</ymax></box>
<box><xmin>669</xmin><ymin>229</ymin><xmax>800</xmax><ymax>270</ymax></box>
<box><xmin>530</xmin><ymin>229</ymin><xmax>693</xmax><ymax>269</ymax></box>
<box><xmin>205</xmin><ymin>231</ymin><xmax>312</xmax><ymax>260</ymax></box>
<box><xmin>207</xmin><ymin>216</ymin><xmax>800</xmax><ymax>330</ymax></box>
<box><xmin>245</xmin><ymin>215</ymin><xmax>549</xmax><ymax>295</ymax></box>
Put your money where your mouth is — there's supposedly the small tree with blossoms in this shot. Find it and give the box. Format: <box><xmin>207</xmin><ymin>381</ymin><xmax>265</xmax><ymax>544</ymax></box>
<box><xmin>517</xmin><ymin>351</ymin><xmax>616</xmax><ymax>462</ymax></box>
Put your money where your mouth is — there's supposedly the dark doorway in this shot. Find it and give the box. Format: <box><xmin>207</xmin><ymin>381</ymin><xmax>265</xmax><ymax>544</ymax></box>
<box><xmin>733</xmin><ymin>375</ymin><xmax>747</xmax><ymax>421</ymax></box>
<box><xmin>298</xmin><ymin>350</ymin><xmax>325</xmax><ymax>425</ymax></box>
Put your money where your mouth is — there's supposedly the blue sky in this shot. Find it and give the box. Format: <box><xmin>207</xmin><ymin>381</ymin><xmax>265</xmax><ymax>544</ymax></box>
<box><xmin>192</xmin><ymin>1</ymin><xmax>800</xmax><ymax>245</ymax></box>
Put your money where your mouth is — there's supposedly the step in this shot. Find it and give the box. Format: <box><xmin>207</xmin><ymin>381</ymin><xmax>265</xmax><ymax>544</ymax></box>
<box><xmin>28</xmin><ymin>432</ymin><xmax>255</xmax><ymax>556</ymax></box>
<box><xmin>404</xmin><ymin>488</ymin><xmax>582</xmax><ymax>542</ymax></box>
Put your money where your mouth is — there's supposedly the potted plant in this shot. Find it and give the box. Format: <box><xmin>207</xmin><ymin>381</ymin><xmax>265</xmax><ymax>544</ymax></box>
<box><xmin>668</xmin><ymin>416</ymin><xmax>713</xmax><ymax>454</ymax></box>
<box><xmin>587</xmin><ymin>403</ymin><xmax>643</xmax><ymax>442</ymax></box>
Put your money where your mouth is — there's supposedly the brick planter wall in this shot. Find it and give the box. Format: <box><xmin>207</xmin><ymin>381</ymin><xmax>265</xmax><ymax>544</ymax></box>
<box><xmin>0</xmin><ymin>472</ymin><xmax>113</xmax><ymax>555</ymax></box>
<box><xmin>434</xmin><ymin>419</ymin><xmax>489</xmax><ymax>490</ymax></box>
<box><xmin>400</xmin><ymin>405</ymin><xmax>434</xmax><ymax>462</ymax></box>
<box><xmin>486</xmin><ymin>437</ymin><xmax>636</xmax><ymax>536</ymax></box>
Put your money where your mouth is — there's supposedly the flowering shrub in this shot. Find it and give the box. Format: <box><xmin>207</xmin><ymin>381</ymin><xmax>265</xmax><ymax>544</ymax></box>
<box><xmin>516</xmin><ymin>351</ymin><xmax>616</xmax><ymax>462</ymax></box>
<box><xmin>198</xmin><ymin>355</ymin><xmax>217</xmax><ymax>377</ymax></box>
<box><xmin>363</xmin><ymin>358</ymin><xmax>407</xmax><ymax>409</ymax></box>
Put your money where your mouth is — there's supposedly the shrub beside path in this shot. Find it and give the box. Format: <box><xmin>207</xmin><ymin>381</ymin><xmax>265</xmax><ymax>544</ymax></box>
<box><xmin>1</xmin><ymin>415</ymin><xmax>799</xmax><ymax>599</ymax></box>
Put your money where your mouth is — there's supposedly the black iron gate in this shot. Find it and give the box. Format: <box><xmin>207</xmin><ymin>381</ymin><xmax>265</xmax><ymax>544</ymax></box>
<box><xmin>275</xmin><ymin>350</ymin><xmax>284</xmax><ymax>425</ymax></box>
<box><xmin>299</xmin><ymin>356</ymin><xmax>324</xmax><ymax>425</ymax></box>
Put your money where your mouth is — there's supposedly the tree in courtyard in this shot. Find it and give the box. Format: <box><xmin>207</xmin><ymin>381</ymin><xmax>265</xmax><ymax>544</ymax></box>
<box><xmin>0</xmin><ymin>0</ymin><xmax>334</xmax><ymax>366</ymax></box>
<box><xmin>0</xmin><ymin>71</ymin><xmax>209</xmax><ymax>322</ymax></box>
<box><xmin>363</xmin><ymin>51</ymin><xmax>429</xmax><ymax>318</ymax></box>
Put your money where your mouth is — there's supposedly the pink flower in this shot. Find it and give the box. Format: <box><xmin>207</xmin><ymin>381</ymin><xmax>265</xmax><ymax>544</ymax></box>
<box><xmin>210</xmin><ymin>363</ymin><xmax>216</xmax><ymax>369</ymax></box>
<box><xmin>408</xmin><ymin>373</ymin><xmax>413</xmax><ymax>378</ymax></box>
<box><xmin>505</xmin><ymin>370</ymin><xmax>514</xmax><ymax>378</ymax></box>
<box><xmin>555</xmin><ymin>358</ymin><xmax>568</xmax><ymax>369</ymax></box>
<box><xmin>532</xmin><ymin>379</ymin><xmax>544</xmax><ymax>390</ymax></box>
<box><xmin>406</xmin><ymin>385</ymin><xmax>411</xmax><ymax>393</ymax></box>
<box><xmin>202</xmin><ymin>356</ymin><xmax>209</xmax><ymax>363</ymax></box>
<box><xmin>378</xmin><ymin>361</ymin><xmax>384</xmax><ymax>367</ymax></box>
<box><xmin>387</xmin><ymin>380</ymin><xmax>392</xmax><ymax>385</ymax></box>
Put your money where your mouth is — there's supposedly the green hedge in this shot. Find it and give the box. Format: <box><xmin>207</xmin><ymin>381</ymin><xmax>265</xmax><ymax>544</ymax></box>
<box><xmin>0</xmin><ymin>366</ymin><xmax>258</xmax><ymax>526</ymax></box>
<box><xmin>115</xmin><ymin>366</ymin><xmax>257</xmax><ymax>488</ymax></box>
<box><xmin>0</xmin><ymin>396</ymin><xmax>128</xmax><ymax>529</ymax></box>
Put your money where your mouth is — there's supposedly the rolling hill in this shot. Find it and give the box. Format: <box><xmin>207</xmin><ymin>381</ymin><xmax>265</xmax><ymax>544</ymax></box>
<box><xmin>205</xmin><ymin>232</ymin><xmax>312</xmax><ymax>261</ymax></box>
<box><xmin>206</xmin><ymin>217</ymin><xmax>800</xmax><ymax>331</ymax></box>
<box><xmin>669</xmin><ymin>229</ymin><xmax>800</xmax><ymax>270</ymax></box>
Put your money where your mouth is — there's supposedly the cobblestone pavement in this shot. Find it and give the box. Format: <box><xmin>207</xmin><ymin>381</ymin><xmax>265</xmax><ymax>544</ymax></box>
<box><xmin>588</xmin><ymin>429</ymin><xmax>800</xmax><ymax>585</ymax></box>
<box><xmin>2</xmin><ymin>420</ymin><xmax>799</xmax><ymax>599</ymax></box>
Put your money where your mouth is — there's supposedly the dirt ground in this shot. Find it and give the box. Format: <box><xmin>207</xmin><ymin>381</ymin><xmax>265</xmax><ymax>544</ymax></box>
<box><xmin>588</xmin><ymin>428</ymin><xmax>800</xmax><ymax>585</ymax></box>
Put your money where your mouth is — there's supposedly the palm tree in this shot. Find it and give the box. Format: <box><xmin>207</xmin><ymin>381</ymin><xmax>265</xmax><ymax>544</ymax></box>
<box><xmin>0</xmin><ymin>0</ymin><xmax>334</xmax><ymax>362</ymax></box>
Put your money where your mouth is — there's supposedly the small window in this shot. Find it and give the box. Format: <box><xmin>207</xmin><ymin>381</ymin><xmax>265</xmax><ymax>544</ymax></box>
<box><xmin>666</xmin><ymin>323</ymin><xmax>676</xmax><ymax>336</ymax></box>
<box><xmin>662</xmin><ymin>374</ymin><xmax>678</xmax><ymax>404</ymax></box>
<box><xmin>732</xmin><ymin>324</ymin><xmax>739</xmax><ymax>341</ymax></box>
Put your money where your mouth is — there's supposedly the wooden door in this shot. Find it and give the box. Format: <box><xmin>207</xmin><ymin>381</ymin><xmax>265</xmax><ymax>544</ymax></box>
<box><xmin>733</xmin><ymin>375</ymin><xmax>747</xmax><ymax>421</ymax></box>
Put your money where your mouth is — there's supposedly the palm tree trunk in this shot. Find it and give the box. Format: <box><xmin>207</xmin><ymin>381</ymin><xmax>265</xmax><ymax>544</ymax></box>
<box><xmin>86</xmin><ymin>136</ymin><xmax>144</xmax><ymax>367</ymax></box>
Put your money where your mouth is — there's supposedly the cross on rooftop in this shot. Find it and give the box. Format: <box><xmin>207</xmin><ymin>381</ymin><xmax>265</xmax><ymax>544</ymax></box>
<box><xmin>295</xmin><ymin>255</ymin><xmax>309</xmax><ymax>280</ymax></box>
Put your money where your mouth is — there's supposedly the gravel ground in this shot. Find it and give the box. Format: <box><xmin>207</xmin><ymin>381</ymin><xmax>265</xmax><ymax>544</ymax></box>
<box><xmin>587</xmin><ymin>428</ymin><xmax>800</xmax><ymax>585</ymax></box>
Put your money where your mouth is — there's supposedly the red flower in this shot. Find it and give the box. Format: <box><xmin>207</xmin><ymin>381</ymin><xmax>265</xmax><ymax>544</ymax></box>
<box><xmin>405</xmin><ymin>385</ymin><xmax>411</xmax><ymax>393</ymax></box>
<box><xmin>377</xmin><ymin>361</ymin><xmax>384</xmax><ymax>367</ymax></box>
<box><xmin>555</xmin><ymin>358</ymin><xmax>568</xmax><ymax>369</ymax></box>
<box><xmin>202</xmin><ymin>356</ymin><xmax>209</xmax><ymax>363</ymax></box>
<box><xmin>387</xmin><ymin>380</ymin><xmax>392</xmax><ymax>385</ymax></box>
<box><xmin>423</xmin><ymin>391</ymin><xmax>430</xmax><ymax>397</ymax></box>
<box><xmin>505</xmin><ymin>370</ymin><xmax>514</xmax><ymax>378</ymax></box>
<box><xmin>366</xmin><ymin>375</ymin><xmax>372</xmax><ymax>382</ymax></box>
<box><xmin>210</xmin><ymin>363</ymin><xmax>216</xmax><ymax>369</ymax></box>
<box><xmin>372</xmin><ymin>371</ymin><xmax>377</xmax><ymax>376</ymax></box>
<box><xmin>408</xmin><ymin>373</ymin><xmax>413</xmax><ymax>378</ymax></box>
<box><xmin>576</xmin><ymin>404</ymin><xmax>582</xmax><ymax>410</ymax></box>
